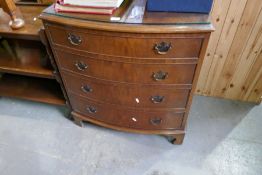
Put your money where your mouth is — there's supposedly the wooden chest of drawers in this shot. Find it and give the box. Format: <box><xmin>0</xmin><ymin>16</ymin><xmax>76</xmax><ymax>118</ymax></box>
<box><xmin>40</xmin><ymin>2</ymin><xmax>213</xmax><ymax>144</ymax></box>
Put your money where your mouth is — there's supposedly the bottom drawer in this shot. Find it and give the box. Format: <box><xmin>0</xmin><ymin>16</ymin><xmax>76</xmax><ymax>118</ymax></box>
<box><xmin>69</xmin><ymin>93</ymin><xmax>184</xmax><ymax>130</ymax></box>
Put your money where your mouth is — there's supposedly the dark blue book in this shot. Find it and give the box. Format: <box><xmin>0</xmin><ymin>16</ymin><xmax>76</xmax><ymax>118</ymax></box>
<box><xmin>146</xmin><ymin>0</ymin><xmax>213</xmax><ymax>14</ymax></box>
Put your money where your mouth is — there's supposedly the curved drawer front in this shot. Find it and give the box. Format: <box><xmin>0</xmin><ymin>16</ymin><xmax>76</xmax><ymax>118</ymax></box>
<box><xmin>62</xmin><ymin>71</ymin><xmax>190</xmax><ymax>108</ymax></box>
<box><xmin>55</xmin><ymin>50</ymin><xmax>196</xmax><ymax>84</ymax></box>
<box><xmin>47</xmin><ymin>24</ymin><xmax>202</xmax><ymax>58</ymax></box>
<box><xmin>69</xmin><ymin>93</ymin><xmax>184</xmax><ymax>130</ymax></box>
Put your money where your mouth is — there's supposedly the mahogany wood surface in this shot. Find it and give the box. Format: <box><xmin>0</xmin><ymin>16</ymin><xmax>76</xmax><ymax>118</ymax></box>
<box><xmin>0</xmin><ymin>38</ymin><xmax>54</xmax><ymax>79</ymax></box>
<box><xmin>41</xmin><ymin>1</ymin><xmax>213</xmax><ymax>144</ymax></box>
<box><xmin>53</xmin><ymin>49</ymin><xmax>197</xmax><ymax>85</ymax></box>
<box><xmin>73</xmin><ymin>109</ymin><xmax>186</xmax><ymax>144</ymax></box>
<box><xmin>0</xmin><ymin>4</ymin><xmax>66</xmax><ymax>105</ymax></box>
<box><xmin>62</xmin><ymin>70</ymin><xmax>191</xmax><ymax>109</ymax></box>
<box><xmin>72</xmin><ymin>111</ymin><xmax>185</xmax><ymax>135</ymax></box>
<box><xmin>47</xmin><ymin>24</ymin><xmax>203</xmax><ymax>58</ymax></box>
<box><xmin>0</xmin><ymin>5</ymin><xmax>45</xmax><ymax>40</ymax></box>
<box><xmin>0</xmin><ymin>73</ymin><xmax>65</xmax><ymax>105</ymax></box>
<box><xmin>15</xmin><ymin>0</ymin><xmax>54</xmax><ymax>5</ymax></box>
<box><xmin>69</xmin><ymin>93</ymin><xmax>184</xmax><ymax>130</ymax></box>
<box><xmin>39</xmin><ymin>28</ymin><xmax>71</xmax><ymax>109</ymax></box>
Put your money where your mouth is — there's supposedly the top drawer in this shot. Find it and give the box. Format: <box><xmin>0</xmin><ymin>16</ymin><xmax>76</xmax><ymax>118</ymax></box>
<box><xmin>46</xmin><ymin>24</ymin><xmax>203</xmax><ymax>58</ymax></box>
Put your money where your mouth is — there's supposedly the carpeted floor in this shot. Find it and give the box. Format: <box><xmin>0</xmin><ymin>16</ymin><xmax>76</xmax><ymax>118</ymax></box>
<box><xmin>0</xmin><ymin>95</ymin><xmax>261</xmax><ymax>175</ymax></box>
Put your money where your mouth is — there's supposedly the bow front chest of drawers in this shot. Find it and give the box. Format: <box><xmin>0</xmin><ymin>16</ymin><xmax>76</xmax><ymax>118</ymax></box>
<box><xmin>40</xmin><ymin>2</ymin><xmax>213</xmax><ymax>144</ymax></box>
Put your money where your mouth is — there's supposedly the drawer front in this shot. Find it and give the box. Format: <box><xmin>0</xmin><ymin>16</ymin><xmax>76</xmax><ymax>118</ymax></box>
<box><xmin>69</xmin><ymin>93</ymin><xmax>184</xmax><ymax>130</ymax></box>
<box><xmin>47</xmin><ymin>25</ymin><xmax>202</xmax><ymax>58</ymax></box>
<box><xmin>55</xmin><ymin>50</ymin><xmax>196</xmax><ymax>84</ymax></box>
<box><xmin>62</xmin><ymin>71</ymin><xmax>190</xmax><ymax>108</ymax></box>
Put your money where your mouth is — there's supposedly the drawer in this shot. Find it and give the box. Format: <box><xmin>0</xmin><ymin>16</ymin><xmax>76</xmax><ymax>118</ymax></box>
<box><xmin>62</xmin><ymin>71</ymin><xmax>190</xmax><ymax>108</ymax></box>
<box><xmin>55</xmin><ymin>50</ymin><xmax>197</xmax><ymax>84</ymax></box>
<box><xmin>47</xmin><ymin>25</ymin><xmax>203</xmax><ymax>58</ymax></box>
<box><xmin>69</xmin><ymin>93</ymin><xmax>184</xmax><ymax>130</ymax></box>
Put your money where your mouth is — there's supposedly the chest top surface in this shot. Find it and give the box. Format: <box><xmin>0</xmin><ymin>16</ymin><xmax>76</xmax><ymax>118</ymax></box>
<box><xmin>40</xmin><ymin>0</ymin><xmax>214</xmax><ymax>33</ymax></box>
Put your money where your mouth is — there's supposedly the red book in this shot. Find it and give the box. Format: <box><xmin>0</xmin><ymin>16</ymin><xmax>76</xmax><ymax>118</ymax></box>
<box><xmin>59</xmin><ymin>0</ymin><xmax>125</xmax><ymax>8</ymax></box>
<box><xmin>55</xmin><ymin>1</ymin><xmax>117</xmax><ymax>15</ymax></box>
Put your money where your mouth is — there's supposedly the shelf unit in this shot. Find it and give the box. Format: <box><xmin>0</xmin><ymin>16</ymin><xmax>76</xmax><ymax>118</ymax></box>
<box><xmin>0</xmin><ymin>74</ymin><xmax>65</xmax><ymax>105</ymax></box>
<box><xmin>0</xmin><ymin>39</ymin><xmax>54</xmax><ymax>79</ymax></box>
<box><xmin>0</xmin><ymin>4</ymin><xmax>65</xmax><ymax>105</ymax></box>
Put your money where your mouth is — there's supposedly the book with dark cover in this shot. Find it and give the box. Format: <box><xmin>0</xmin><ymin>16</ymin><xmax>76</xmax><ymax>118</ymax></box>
<box><xmin>146</xmin><ymin>0</ymin><xmax>213</xmax><ymax>14</ymax></box>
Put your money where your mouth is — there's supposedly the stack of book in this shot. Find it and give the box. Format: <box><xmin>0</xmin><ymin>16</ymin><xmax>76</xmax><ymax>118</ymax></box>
<box><xmin>55</xmin><ymin>0</ymin><xmax>126</xmax><ymax>15</ymax></box>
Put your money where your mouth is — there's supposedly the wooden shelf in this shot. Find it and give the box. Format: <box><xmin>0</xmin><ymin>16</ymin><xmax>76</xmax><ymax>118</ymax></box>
<box><xmin>15</xmin><ymin>0</ymin><xmax>54</xmax><ymax>6</ymax></box>
<box><xmin>0</xmin><ymin>39</ymin><xmax>54</xmax><ymax>79</ymax></box>
<box><xmin>0</xmin><ymin>4</ymin><xmax>65</xmax><ymax>106</ymax></box>
<box><xmin>0</xmin><ymin>73</ymin><xmax>65</xmax><ymax>105</ymax></box>
<box><xmin>0</xmin><ymin>5</ymin><xmax>46</xmax><ymax>40</ymax></box>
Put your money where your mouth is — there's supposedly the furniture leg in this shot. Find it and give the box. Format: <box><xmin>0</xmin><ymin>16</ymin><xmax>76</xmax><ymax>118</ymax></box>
<box><xmin>74</xmin><ymin>116</ymin><xmax>84</xmax><ymax>127</ymax></box>
<box><xmin>166</xmin><ymin>133</ymin><xmax>185</xmax><ymax>145</ymax></box>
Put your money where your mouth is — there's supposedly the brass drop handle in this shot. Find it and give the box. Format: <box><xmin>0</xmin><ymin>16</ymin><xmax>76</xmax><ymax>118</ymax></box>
<box><xmin>152</xmin><ymin>71</ymin><xmax>168</xmax><ymax>81</ymax></box>
<box><xmin>154</xmin><ymin>42</ymin><xmax>172</xmax><ymax>55</ymax></box>
<box><xmin>68</xmin><ymin>33</ymin><xmax>82</xmax><ymax>46</ymax></box>
<box><xmin>81</xmin><ymin>85</ymin><xmax>93</xmax><ymax>93</ymax></box>
<box><xmin>151</xmin><ymin>96</ymin><xmax>165</xmax><ymax>104</ymax></box>
<box><xmin>75</xmin><ymin>61</ymin><xmax>88</xmax><ymax>71</ymax></box>
<box><xmin>87</xmin><ymin>106</ymin><xmax>97</xmax><ymax>114</ymax></box>
<box><xmin>150</xmin><ymin>118</ymin><xmax>163</xmax><ymax>125</ymax></box>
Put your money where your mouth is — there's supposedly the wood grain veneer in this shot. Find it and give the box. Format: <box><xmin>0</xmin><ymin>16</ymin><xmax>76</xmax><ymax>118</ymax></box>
<box><xmin>40</xmin><ymin>0</ymin><xmax>213</xmax><ymax>144</ymax></box>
